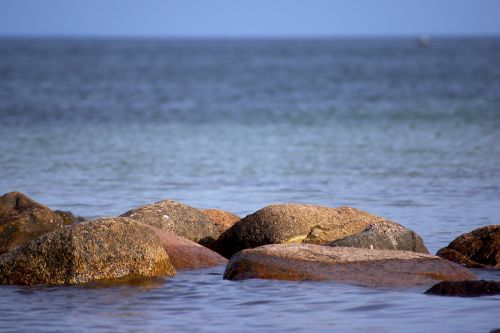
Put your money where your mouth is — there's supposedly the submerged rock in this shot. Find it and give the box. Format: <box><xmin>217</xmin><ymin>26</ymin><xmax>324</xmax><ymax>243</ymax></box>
<box><xmin>223</xmin><ymin>244</ymin><xmax>476</xmax><ymax>286</ymax></box>
<box><xmin>0</xmin><ymin>191</ymin><xmax>64</xmax><ymax>255</ymax></box>
<box><xmin>437</xmin><ymin>225</ymin><xmax>499</xmax><ymax>268</ymax></box>
<box><xmin>121</xmin><ymin>199</ymin><xmax>220</xmax><ymax>246</ymax></box>
<box><xmin>211</xmin><ymin>204</ymin><xmax>427</xmax><ymax>258</ymax></box>
<box><xmin>425</xmin><ymin>280</ymin><xmax>500</xmax><ymax>297</ymax></box>
<box><xmin>144</xmin><ymin>224</ymin><xmax>227</xmax><ymax>270</ymax></box>
<box><xmin>0</xmin><ymin>217</ymin><xmax>175</xmax><ymax>285</ymax></box>
<box><xmin>328</xmin><ymin>221</ymin><xmax>429</xmax><ymax>253</ymax></box>
<box><xmin>200</xmin><ymin>208</ymin><xmax>240</xmax><ymax>233</ymax></box>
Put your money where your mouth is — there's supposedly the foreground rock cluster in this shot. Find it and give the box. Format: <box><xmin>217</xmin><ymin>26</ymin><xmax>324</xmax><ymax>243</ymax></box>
<box><xmin>0</xmin><ymin>191</ymin><xmax>497</xmax><ymax>296</ymax></box>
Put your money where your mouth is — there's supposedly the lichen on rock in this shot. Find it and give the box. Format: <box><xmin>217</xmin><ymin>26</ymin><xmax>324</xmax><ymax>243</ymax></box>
<box><xmin>0</xmin><ymin>217</ymin><xmax>175</xmax><ymax>285</ymax></box>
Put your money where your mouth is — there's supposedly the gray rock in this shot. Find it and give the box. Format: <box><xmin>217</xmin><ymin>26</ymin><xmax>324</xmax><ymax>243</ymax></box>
<box><xmin>327</xmin><ymin>222</ymin><xmax>429</xmax><ymax>253</ymax></box>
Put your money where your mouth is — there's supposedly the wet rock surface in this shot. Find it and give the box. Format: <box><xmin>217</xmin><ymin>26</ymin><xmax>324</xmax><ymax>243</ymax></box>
<box><xmin>0</xmin><ymin>192</ymin><xmax>64</xmax><ymax>255</ymax></box>
<box><xmin>121</xmin><ymin>199</ymin><xmax>220</xmax><ymax>246</ymax></box>
<box><xmin>224</xmin><ymin>244</ymin><xmax>477</xmax><ymax>286</ymax></box>
<box><xmin>143</xmin><ymin>224</ymin><xmax>227</xmax><ymax>270</ymax></box>
<box><xmin>425</xmin><ymin>280</ymin><xmax>500</xmax><ymax>297</ymax></box>
<box><xmin>212</xmin><ymin>204</ymin><xmax>427</xmax><ymax>258</ymax></box>
<box><xmin>200</xmin><ymin>209</ymin><xmax>240</xmax><ymax>234</ymax></box>
<box><xmin>437</xmin><ymin>225</ymin><xmax>499</xmax><ymax>268</ymax></box>
<box><xmin>0</xmin><ymin>217</ymin><xmax>175</xmax><ymax>285</ymax></box>
<box><xmin>328</xmin><ymin>221</ymin><xmax>429</xmax><ymax>253</ymax></box>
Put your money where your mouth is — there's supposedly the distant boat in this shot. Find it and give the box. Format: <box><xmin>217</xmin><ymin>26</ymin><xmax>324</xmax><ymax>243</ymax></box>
<box><xmin>418</xmin><ymin>35</ymin><xmax>431</xmax><ymax>48</ymax></box>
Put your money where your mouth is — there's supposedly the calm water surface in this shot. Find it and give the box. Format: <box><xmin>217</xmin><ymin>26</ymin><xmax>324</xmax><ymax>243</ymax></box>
<box><xmin>0</xmin><ymin>38</ymin><xmax>499</xmax><ymax>332</ymax></box>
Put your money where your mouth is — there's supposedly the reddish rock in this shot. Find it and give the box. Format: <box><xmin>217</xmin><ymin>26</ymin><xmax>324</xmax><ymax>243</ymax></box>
<box><xmin>223</xmin><ymin>244</ymin><xmax>477</xmax><ymax>287</ymax></box>
<box><xmin>0</xmin><ymin>191</ymin><xmax>64</xmax><ymax>255</ymax></box>
<box><xmin>437</xmin><ymin>225</ymin><xmax>499</xmax><ymax>268</ymax></box>
<box><xmin>200</xmin><ymin>209</ymin><xmax>240</xmax><ymax>233</ymax></box>
<box><xmin>121</xmin><ymin>199</ymin><xmax>220</xmax><ymax>246</ymax></box>
<box><xmin>143</xmin><ymin>224</ymin><xmax>227</xmax><ymax>270</ymax></box>
<box><xmin>425</xmin><ymin>280</ymin><xmax>500</xmax><ymax>297</ymax></box>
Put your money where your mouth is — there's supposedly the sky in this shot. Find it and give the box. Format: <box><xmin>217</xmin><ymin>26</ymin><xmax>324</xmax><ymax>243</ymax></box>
<box><xmin>1</xmin><ymin>0</ymin><xmax>500</xmax><ymax>37</ymax></box>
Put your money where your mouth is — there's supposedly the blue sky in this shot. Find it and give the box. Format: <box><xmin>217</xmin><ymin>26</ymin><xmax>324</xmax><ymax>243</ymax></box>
<box><xmin>1</xmin><ymin>0</ymin><xmax>500</xmax><ymax>37</ymax></box>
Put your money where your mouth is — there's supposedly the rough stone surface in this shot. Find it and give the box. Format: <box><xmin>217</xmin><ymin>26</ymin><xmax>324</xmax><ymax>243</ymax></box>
<box><xmin>53</xmin><ymin>210</ymin><xmax>86</xmax><ymax>225</ymax></box>
<box><xmin>425</xmin><ymin>280</ymin><xmax>500</xmax><ymax>297</ymax></box>
<box><xmin>437</xmin><ymin>225</ymin><xmax>499</xmax><ymax>268</ymax></box>
<box><xmin>121</xmin><ymin>200</ymin><xmax>220</xmax><ymax>246</ymax></box>
<box><xmin>143</xmin><ymin>224</ymin><xmax>227</xmax><ymax>270</ymax></box>
<box><xmin>212</xmin><ymin>204</ymin><xmax>426</xmax><ymax>258</ymax></box>
<box><xmin>0</xmin><ymin>192</ymin><xmax>64</xmax><ymax>255</ymax></box>
<box><xmin>223</xmin><ymin>244</ymin><xmax>477</xmax><ymax>287</ymax></box>
<box><xmin>200</xmin><ymin>209</ymin><xmax>240</xmax><ymax>233</ymax></box>
<box><xmin>328</xmin><ymin>221</ymin><xmax>429</xmax><ymax>254</ymax></box>
<box><xmin>0</xmin><ymin>217</ymin><xmax>175</xmax><ymax>285</ymax></box>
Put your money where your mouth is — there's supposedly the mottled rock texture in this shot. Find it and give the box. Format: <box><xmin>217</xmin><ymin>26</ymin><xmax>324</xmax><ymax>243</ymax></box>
<box><xmin>0</xmin><ymin>192</ymin><xmax>64</xmax><ymax>255</ymax></box>
<box><xmin>211</xmin><ymin>204</ymin><xmax>427</xmax><ymax>258</ymax></box>
<box><xmin>224</xmin><ymin>244</ymin><xmax>476</xmax><ymax>286</ymax></box>
<box><xmin>121</xmin><ymin>200</ymin><xmax>219</xmax><ymax>246</ymax></box>
<box><xmin>53</xmin><ymin>210</ymin><xmax>85</xmax><ymax>225</ymax></box>
<box><xmin>0</xmin><ymin>217</ymin><xmax>175</xmax><ymax>285</ymax></box>
<box><xmin>437</xmin><ymin>225</ymin><xmax>499</xmax><ymax>268</ymax></box>
<box><xmin>143</xmin><ymin>224</ymin><xmax>227</xmax><ymax>270</ymax></box>
<box><xmin>328</xmin><ymin>221</ymin><xmax>429</xmax><ymax>253</ymax></box>
<box><xmin>200</xmin><ymin>209</ymin><xmax>240</xmax><ymax>234</ymax></box>
<box><xmin>425</xmin><ymin>280</ymin><xmax>500</xmax><ymax>297</ymax></box>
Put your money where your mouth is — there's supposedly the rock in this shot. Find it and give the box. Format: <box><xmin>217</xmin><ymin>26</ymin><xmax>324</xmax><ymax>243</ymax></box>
<box><xmin>328</xmin><ymin>221</ymin><xmax>429</xmax><ymax>253</ymax></box>
<box><xmin>200</xmin><ymin>209</ymin><xmax>240</xmax><ymax>233</ymax></box>
<box><xmin>121</xmin><ymin>199</ymin><xmax>220</xmax><ymax>246</ymax></box>
<box><xmin>211</xmin><ymin>204</ymin><xmax>427</xmax><ymax>258</ymax></box>
<box><xmin>0</xmin><ymin>191</ymin><xmax>64</xmax><ymax>255</ymax></box>
<box><xmin>0</xmin><ymin>217</ymin><xmax>175</xmax><ymax>285</ymax></box>
<box><xmin>425</xmin><ymin>280</ymin><xmax>500</xmax><ymax>297</ymax></box>
<box><xmin>53</xmin><ymin>210</ymin><xmax>86</xmax><ymax>225</ymax></box>
<box><xmin>437</xmin><ymin>225</ymin><xmax>499</xmax><ymax>268</ymax></box>
<box><xmin>143</xmin><ymin>225</ymin><xmax>227</xmax><ymax>270</ymax></box>
<box><xmin>223</xmin><ymin>244</ymin><xmax>477</xmax><ymax>286</ymax></box>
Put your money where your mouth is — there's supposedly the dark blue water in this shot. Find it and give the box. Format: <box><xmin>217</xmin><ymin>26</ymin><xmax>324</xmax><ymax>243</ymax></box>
<box><xmin>0</xmin><ymin>38</ymin><xmax>499</xmax><ymax>332</ymax></box>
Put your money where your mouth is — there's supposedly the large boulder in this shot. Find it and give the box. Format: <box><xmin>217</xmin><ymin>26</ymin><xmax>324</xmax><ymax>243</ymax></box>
<box><xmin>0</xmin><ymin>217</ymin><xmax>175</xmax><ymax>285</ymax></box>
<box><xmin>121</xmin><ymin>200</ymin><xmax>220</xmax><ymax>246</ymax></box>
<box><xmin>437</xmin><ymin>225</ymin><xmax>499</xmax><ymax>268</ymax></box>
<box><xmin>223</xmin><ymin>244</ymin><xmax>476</xmax><ymax>287</ymax></box>
<box><xmin>200</xmin><ymin>209</ymin><xmax>240</xmax><ymax>233</ymax></box>
<box><xmin>211</xmin><ymin>204</ymin><xmax>427</xmax><ymax>258</ymax></box>
<box><xmin>143</xmin><ymin>224</ymin><xmax>227</xmax><ymax>270</ymax></box>
<box><xmin>425</xmin><ymin>280</ymin><xmax>500</xmax><ymax>297</ymax></box>
<box><xmin>0</xmin><ymin>191</ymin><xmax>64</xmax><ymax>255</ymax></box>
<box><xmin>328</xmin><ymin>221</ymin><xmax>429</xmax><ymax>253</ymax></box>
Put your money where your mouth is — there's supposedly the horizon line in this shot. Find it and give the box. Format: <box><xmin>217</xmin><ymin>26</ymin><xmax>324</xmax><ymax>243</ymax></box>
<box><xmin>1</xmin><ymin>33</ymin><xmax>500</xmax><ymax>40</ymax></box>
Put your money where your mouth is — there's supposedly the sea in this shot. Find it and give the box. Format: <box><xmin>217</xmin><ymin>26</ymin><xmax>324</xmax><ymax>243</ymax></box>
<box><xmin>0</xmin><ymin>37</ymin><xmax>499</xmax><ymax>332</ymax></box>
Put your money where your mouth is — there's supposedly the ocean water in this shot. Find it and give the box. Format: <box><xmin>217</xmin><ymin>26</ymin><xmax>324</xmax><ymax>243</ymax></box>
<box><xmin>0</xmin><ymin>38</ymin><xmax>499</xmax><ymax>332</ymax></box>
